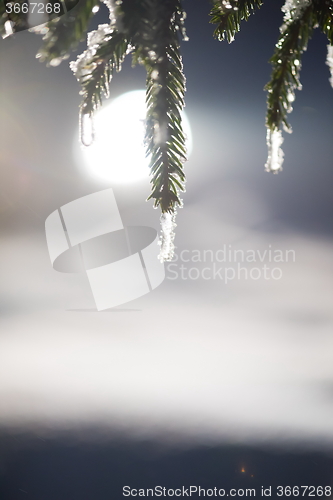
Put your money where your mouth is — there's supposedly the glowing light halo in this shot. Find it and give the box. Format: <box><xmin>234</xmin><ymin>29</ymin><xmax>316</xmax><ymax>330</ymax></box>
<box><xmin>76</xmin><ymin>90</ymin><xmax>192</xmax><ymax>184</ymax></box>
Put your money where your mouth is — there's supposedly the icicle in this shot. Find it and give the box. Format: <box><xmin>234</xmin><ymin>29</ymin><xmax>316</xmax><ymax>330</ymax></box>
<box><xmin>281</xmin><ymin>0</ymin><xmax>311</xmax><ymax>29</ymax></box>
<box><xmin>158</xmin><ymin>212</ymin><xmax>177</xmax><ymax>262</ymax></box>
<box><xmin>265</xmin><ymin>128</ymin><xmax>284</xmax><ymax>174</ymax></box>
<box><xmin>326</xmin><ymin>45</ymin><xmax>333</xmax><ymax>89</ymax></box>
<box><xmin>80</xmin><ymin>112</ymin><xmax>95</xmax><ymax>147</ymax></box>
<box><xmin>286</xmin><ymin>90</ymin><xmax>295</xmax><ymax>114</ymax></box>
<box><xmin>2</xmin><ymin>20</ymin><xmax>14</xmax><ymax>39</ymax></box>
<box><xmin>102</xmin><ymin>0</ymin><xmax>124</xmax><ymax>31</ymax></box>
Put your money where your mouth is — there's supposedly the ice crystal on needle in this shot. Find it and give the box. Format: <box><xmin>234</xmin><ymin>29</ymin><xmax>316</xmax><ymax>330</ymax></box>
<box><xmin>281</xmin><ymin>0</ymin><xmax>311</xmax><ymax>28</ymax></box>
<box><xmin>70</xmin><ymin>25</ymin><xmax>112</xmax><ymax>81</ymax></box>
<box><xmin>265</xmin><ymin>128</ymin><xmax>284</xmax><ymax>174</ymax></box>
<box><xmin>326</xmin><ymin>45</ymin><xmax>333</xmax><ymax>89</ymax></box>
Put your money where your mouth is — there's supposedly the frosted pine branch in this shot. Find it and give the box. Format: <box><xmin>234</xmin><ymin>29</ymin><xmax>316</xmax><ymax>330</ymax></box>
<box><xmin>265</xmin><ymin>0</ymin><xmax>315</xmax><ymax>173</ymax></box>
<box><xmin>265</xmin><ymin>128</ymin><xmax>285</xmax><ymax>173</ymax></box>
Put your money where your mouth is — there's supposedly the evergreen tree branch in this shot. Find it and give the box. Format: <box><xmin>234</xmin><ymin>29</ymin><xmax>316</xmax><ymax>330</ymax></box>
<box><xmin>144</xmin><ymin>45</ymin><xmax>186</xmax><ymax>213</ymax></box>
<box><xmin>70</xmin><ymin>0</ymin><xmax>187</xmax><ymax>217</ymax></box>
<box><xmin>105</xmin><ymin>0</ymin><xmax>187</xmax><ymax>259</ymax></box>
<box><xmin>210</xmin><ymin>0</ymin><xmax>263</xmax><ymax>43</ymax></box>
<box><xmin>79</xmin><ymin>33</ymin><xmax>129</xmax><ymax>116</ymax></box>
<box><xmin>265</xmin><ymin>2</ymin><xmax>315</xmax><ymax>134</ymax></box>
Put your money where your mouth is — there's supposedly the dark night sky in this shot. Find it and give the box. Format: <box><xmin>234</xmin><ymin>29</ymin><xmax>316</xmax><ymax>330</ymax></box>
<box><xmin>1</xmin><ymin>436</ymin><xmax>333</xmax><ymax>499</ymax></box>
<box><xmin>1</xmin><ymin>0</ymin><xmax>333</xmax><ymax>498</ymax></box>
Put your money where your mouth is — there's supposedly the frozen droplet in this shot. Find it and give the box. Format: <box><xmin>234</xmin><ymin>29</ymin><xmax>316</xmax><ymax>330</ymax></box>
<box><xmin>265</xmin><ymin>128</ymin><xmax>284</xmax><ymax>174</ymax></box>
<box><xmin>158</xmin><ymin>212</ymin><xmax>177</xmax><ymax>262</ymax></box>
<box><xmin>80</xmin><ymin>112</ymin><xmax>95</xmax><ymax>147</ymax></box>
<box><xmin>287</xmin><ymin>90</ymin><xmax>295</xmax><ymax>113</ymax></box>
<box><xmin>92</xmin><ymin>5</ymin><xmax>100</xmax><ymax>13</ymax></box>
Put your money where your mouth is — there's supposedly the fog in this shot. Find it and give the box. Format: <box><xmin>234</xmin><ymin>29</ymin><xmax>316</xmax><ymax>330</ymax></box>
<box><xmin>1</xmin><ymin>1</ymin><xmax>333</xmax><ymax>452</ymax></box>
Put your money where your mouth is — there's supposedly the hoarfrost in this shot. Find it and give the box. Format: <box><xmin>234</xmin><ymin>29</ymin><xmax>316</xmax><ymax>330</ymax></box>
<box><xmin>79</xmin><ymin>112</ymin><xmax>95</xmax><ymax>147</ymax></box>
<box><xmin>265</xmin><ymin>128</ymin><xmax>284</xmax><ymax>174</ymax></box>
<box><xmin>281</xmin><ymin>0</ymin><xmax>311</xmax><ymax>29</ymax></box>
<box><xmin>70</xmin><ymin>25</ymin><xmax>111</xmax><ymax>81</ymax></box>
<box><xmin>158</xmin><ymin>212</ymin><xmax>177</xmax><ymax>262</ymax></box>
<box><xmin>70</xmin><ymin>49</ymin><xmax>97</xmax><ymax>80</ymax></box>
<box><xmin>88</xmin><ymin>24</ymin><xmax>112</xmax><ymax>48</ymax></box>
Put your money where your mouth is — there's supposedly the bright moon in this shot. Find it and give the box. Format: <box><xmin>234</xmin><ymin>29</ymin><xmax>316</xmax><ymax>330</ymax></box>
<box><xmin>77</xmin><ymin>90</ymin><xmax>192</xmax><ymax>184</ymax></box>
